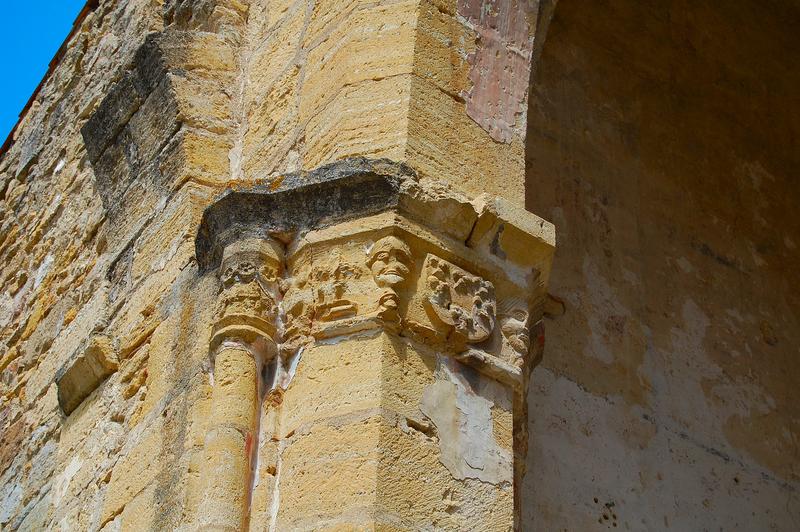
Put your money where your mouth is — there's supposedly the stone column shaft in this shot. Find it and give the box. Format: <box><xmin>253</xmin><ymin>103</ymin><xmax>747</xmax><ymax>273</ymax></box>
<box><xmin>197</xmin><ymin>237</ymin><xmax>282</xmax><ymax>530</ymax></box>
<box><xmin>200</xmin><ymin>345</ymin><xmax>259</xmax><ymax>529</ymax></box>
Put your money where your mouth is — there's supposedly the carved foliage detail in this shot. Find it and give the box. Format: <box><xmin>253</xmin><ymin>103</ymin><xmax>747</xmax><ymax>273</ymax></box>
<box><xmin>422</xmin><ymin>255</ymin><xmax>496</xmax><ymax>343</ymax></box>
<box><xmin>205</xmin><ymin>232</ymin><xmax>534</xmax><ymax>387</ymax></box>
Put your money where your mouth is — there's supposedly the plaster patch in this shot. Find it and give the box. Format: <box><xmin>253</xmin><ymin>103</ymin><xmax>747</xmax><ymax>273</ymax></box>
<box><xmin>661</xmin><ymin>299</ymin><xmax>774</xmax><ymax>448</ymax></box>
<box><xmin>458</xmin><ymin>0</ymin><xmax>536</xmax><ymax>143</ymax></box>
<box><xmin>420</xmin><ymin>356</ymin><xmax>512</xmax><ymax>484</ymax></box>
<box><xmin>582</xmin><ymin>256</ymin><xmax>630</xmax><ymax>364</ymax></box>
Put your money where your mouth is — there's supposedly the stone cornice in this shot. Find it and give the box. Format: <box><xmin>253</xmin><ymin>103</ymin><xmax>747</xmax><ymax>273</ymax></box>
<box><xmin>196</xmin><ymin>158</ymin><xmax>414</xmax><ymax>272</ymax></box>
<box><xmin>196</xmin><ymin>158</ymin><xmax>554</xmax><ymax>271</ymax></box>
<box><xmin>195</xmin><ymin>157</ymin><xmax>555</xmax><ymax>388</ymax></box>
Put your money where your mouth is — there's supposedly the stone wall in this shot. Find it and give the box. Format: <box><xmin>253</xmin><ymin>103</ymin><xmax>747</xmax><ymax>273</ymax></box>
<box><xmin>0</xmin><ymin>0</ymin><xmax>556</xmax><ymax>529</ymax></box>
<box><xmin>524</xmin><ymin>0</ymin><xmax>800</xmax><ymax>529</ymax></box>
<box><xmin>0</xmin><ymin>1</ymin><xmax>165</xmax><ymax>528</ymax></box>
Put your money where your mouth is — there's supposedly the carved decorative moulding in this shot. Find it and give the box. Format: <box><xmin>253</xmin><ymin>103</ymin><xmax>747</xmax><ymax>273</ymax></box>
<box><xmin>210</xmin><ymin>237</ymin><xmax>281</xmax><ymax>352</ymax></box>
<box><xmin>422</xmin><ymin>254</ymin><xmax>496</xmax><ymax>345</ymax></box>
<box><xmin>196</xmin><ymin>158</ymin><xmax>555</xmax><ymax>388</ymax></box>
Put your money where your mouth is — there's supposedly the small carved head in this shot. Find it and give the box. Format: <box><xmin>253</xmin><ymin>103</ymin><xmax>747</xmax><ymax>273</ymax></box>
<box><xmin>220</xmin><ymin>260</ymin><xmax>258</xmax><ymax>287</ymax></box>
<box><xmin>367</xmin><ymin>236</ymin><xmax>413</xmax><ymax>288</ymax></box>
<box><xmin>499</xmin><ymin>300</ymin><xmax>531</xmax><ymax>360</ymax></box>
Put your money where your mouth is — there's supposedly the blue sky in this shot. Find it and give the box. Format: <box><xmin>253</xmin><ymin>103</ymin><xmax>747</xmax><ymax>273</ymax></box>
<box><xmin>0</xmin><ymin>1</ymin><xmax>86</xmax><ymax>143</ymax></box>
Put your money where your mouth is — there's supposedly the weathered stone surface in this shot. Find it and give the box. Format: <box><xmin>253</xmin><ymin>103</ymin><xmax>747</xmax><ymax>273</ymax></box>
<box><xmin>195</xmin><ymin>158</ymin><xmax>415</xmax><ymax>271</ymax></box>
<box><xmin>523</xmin><ymin>1</ymin><xmax>800</xmax><ymax>530</ymax></box>
<box><xmin>420</xmin><ymin>356</ymin><xmax>513</xmax><ymax>484</ymax></box>
<box><xmin>5</xmin><ymin>0</ymin><xmax>793</xmax><ymax>530</ymax></box>
<box><xmin>187</xmin><ymin>153</ymin><xmax>553</xmax><ymax>529</ymax></box>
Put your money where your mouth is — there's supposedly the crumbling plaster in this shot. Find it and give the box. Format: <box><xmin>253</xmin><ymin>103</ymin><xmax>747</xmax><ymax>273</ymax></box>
<box><xmin>524</xmin><ymin>0</ymin><xmax>800</xmax><ymax>529</ymax></box>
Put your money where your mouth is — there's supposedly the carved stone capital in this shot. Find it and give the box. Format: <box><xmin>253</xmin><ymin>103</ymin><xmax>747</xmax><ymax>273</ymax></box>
<box><xmin>196</xmin><ymin>158</ymin><xmax>555</xmax><ymax>389</ymax></box>
<box><xmin>422</xmin><ymin>254</ymin><xmax>496</xmax><ymax>345</ymax></box>
<box><xmin>210</xmin><ymin>237</ymin><xmax>282</xmax><ymax>353</ymax></box>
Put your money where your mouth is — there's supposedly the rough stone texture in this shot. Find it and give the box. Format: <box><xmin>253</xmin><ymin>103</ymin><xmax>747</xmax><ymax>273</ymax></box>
<box><xmin>524</xmin><ymin>0</ymin><xmax>800</xmax><ymax>530</ymax></box>
<box><xmin>2</xmin><ymin>0</ymin><xmax>796</xmax><ymax>530</ymax></box>
<box><xmin>234</xmin><ymin>0</ymin><xmax>551</xmax><ymax>205</ymax></box>
<box><xmin>0</xmin><ymin>2</ymin><xmax>168</xmax><ymax>529</ymax></box>
<box><xmin>195</xmin><ymin>162</ymin><xmax>551</xmax><ymax>530</ymax></box>
<box><xmin>0</xmin><ymin>0</ymin><xmax>556</xmax><ymax>521</ymax></box>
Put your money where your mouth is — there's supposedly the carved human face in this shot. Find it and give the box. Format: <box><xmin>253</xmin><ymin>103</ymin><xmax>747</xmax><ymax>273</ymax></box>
<box><xmin>500</xmin><ymin>308</ymin><xmax>530</xmax><ymax>356</ymax></box>
<box><xmin>368</xmin><ymin>237</ymin><xmax>412</xmax><ymax>287</ymax></box>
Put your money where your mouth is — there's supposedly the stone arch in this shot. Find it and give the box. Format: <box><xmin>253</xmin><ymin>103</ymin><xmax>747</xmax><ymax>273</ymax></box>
<box><xmin>522</xmin><ymin>0</ymin><xmax>800</xmax><ymax>529</ymax></box>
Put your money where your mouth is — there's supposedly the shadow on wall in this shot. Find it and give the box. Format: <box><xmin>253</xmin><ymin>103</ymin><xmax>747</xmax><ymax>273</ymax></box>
<box><xmin>522</xmin><ymin>0</ymin><xmax>800</xmax><ymax>529</ymax></box>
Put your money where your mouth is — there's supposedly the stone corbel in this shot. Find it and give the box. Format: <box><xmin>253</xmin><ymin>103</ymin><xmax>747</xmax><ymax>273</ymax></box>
<box><xmin>195</xmin><ymin>158</ymin><xmax>555</xmax><ymax>391</ymax></box>
<box><xmin>210</xmin><ymin>237</ymin><xmax>282</xmax><ymax>352</ymax></box>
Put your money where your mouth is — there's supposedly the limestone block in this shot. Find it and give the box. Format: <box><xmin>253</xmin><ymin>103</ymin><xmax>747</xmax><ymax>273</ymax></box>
<box><xmin>274</xmin><ymin>416</ymin><xmax>382</xmax><ymax>528</ymax></box>
<box><xmin>100</xmin><ymin>417</ymin><xmax>167</xmax><ymax>526</ymax></box>
<box><xmin>303</xmin><ymin>75</ymin><xmax>412</xmax><ymax>170</ymax></box>
<box><xmin>129</xmin><ymin>181</ymin><xmax>209</xmax><ymax>284</ymax></box>
<box><xmin>303</xmin><ymin>0</ymin><xmax>362</xmax><ymax>49</ymax></box>
<box><xmin>242</xmin><ymin>64</ymin><xmax>302</xmax><ymax>178</ymax></box>
<box><xmin>171</xmin><ymin>74</ymin><xmax>233</xmax><ymax>134</ymax></box>
<box><xmin>412</xmin><ymin>0</ymin><xmax>473</xmax><ymax>98</ymax></box>
<box><xmin>126</xmin><ymin>75</ymin><xmax>181</xmax><ymax>166</ymax></box>
<box><xmin>247</xmin><ymin>6</ymin><xmax>305</xmax><ymax>96</ymax></box>
<box><xmin>377</xmin><ymin>420</ymin><xmax>513</xmax><ymax>531</ymax></box>
<box><xmin>81</xmin><ymin>78</ymin><xmax>144</xmax><ymax>162</ymax></box>
<box><xmin>196</xmin><ymin>426</ymin><xmax>251</xmax><ymax>528</ymax></box>
<box><xmin>157</xmin><ymin>127</ymin><xmax>234</xmax><ymax>190</ymax></box>
<box><xmin>379</xmin><ymin>335</ymin><xmax>437</xmax><ymax>422</ymax></box>
<box><xmin>469</xmin><ymin>193</ymin><xmax>557</xmax><ymax>288</ymax></box>
<box><xmin>16</xmin><ymin>489</ymin><xmax>52</xmax><ymax>531</ymax></box>
<box><xmin>209</xmin><ymin>347</ymin><xmax>259</xmax><ymax>430</ymax></box>
<box><xmin>406</xmin><ymin>75</ymin><xmax>527</xmax><ymax>204</ymax></box>
<box><xmin>126</xmin><ymin>317</ymin><xmax>176</xmax><ymax>426</ymax></box>
<box><xmin>109</xmin><ymin>256</ymin><xmax>184</xmax><ymax>359</ymax></box>
<box><xmin>56</xmin><ymin>336</ymin><xmax>118</xmax><ymax>416</ymax></box>
<box><xmin>301</xmin><ymin>0</ymin><xmax>418</xmax><ymax>125</ymax></box>
<box><xmin>281</xmin><ymin>335</ymin><xmax>385</xmax><ymax>432</ymax></box>
<box><xmin>116</xmin><ymin>483</ymin><xmax>157</xmax><ymax>532</ymax></box>
<box><xmin>156</xmin><ymin>31</ymin><xmax>237</xmax><ymax>75</ymax></box>
<box><xmin>89</xmin><ymin>138</ymin><xmax>137</xmax><ymax>210</ymax></box>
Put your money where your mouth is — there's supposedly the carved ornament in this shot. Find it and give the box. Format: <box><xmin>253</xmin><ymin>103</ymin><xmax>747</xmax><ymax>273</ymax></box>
<box><xmin>422</xmin><ymin>254</ymin><xmax>496</xmax><ymax>344</ymax></box>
